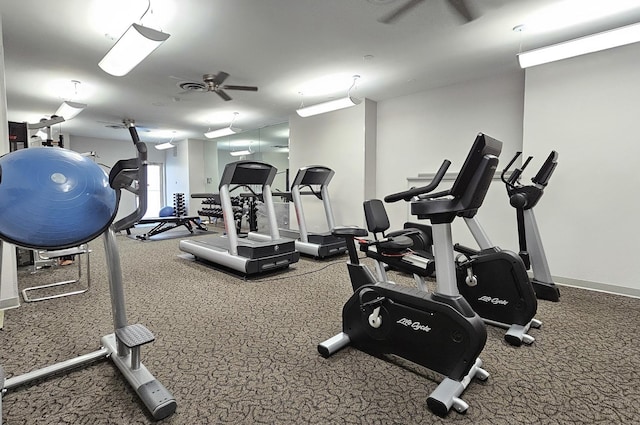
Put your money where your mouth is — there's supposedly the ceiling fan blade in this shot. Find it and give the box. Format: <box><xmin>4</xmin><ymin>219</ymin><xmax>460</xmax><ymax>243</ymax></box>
<box><xmin>215</xmin><ymin>89</ymin><xmax>232</xmax><ymax>101</ymax></box>
<box><xmin>223</xmin><ymin>85</ymin><xmax>258</xmax><ymax>92</ymax></box>
<box><xmin>446</xmin><ymin>0</ymin><xmax>475</xmax><ymax>22</ymax></box>
<box><xmin>211</xmin><ymin>71</ymin><xmax>230</xmax><ymax>86</ymax></box>
<box><xmin>378</xmin><ymin>0</ymin><xmax>426</xmax><ymax>24</ymax></box>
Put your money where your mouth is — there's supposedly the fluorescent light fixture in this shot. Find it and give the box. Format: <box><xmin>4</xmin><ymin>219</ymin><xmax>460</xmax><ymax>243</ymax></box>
<box><xmin>154</xmin><ymin>142</ymin><xmax>175</xmax><ymax>150</ymax></box>
<box><xmin>204</xmin><ymin>127</ymin><xmax>240</xmax><ymax>139</ymax></box>
<box><xmin>98</xmin><ymin>23</ymin><xmax>170</xmax><ymax>77</ymax></box>
<box><xmin>204</xmin><ymin>112</ymin><xmax>241</xmax><ymax>139</ymax></box>
<box><xmin>518</xmin><ymin>22</ymin><xmax>640</xmax><ymax>68</ymax></box>
<box><xmin>229</xmin><ymin>149</ymin><xmax>253</xmax><ymax>157</ymax></box>
<box><xmin>35</xmin><ymin>129</ymin><xmax>47</xmax><ymax>140</ymax></box>
<box><xmin>297</xmin><ymin>75</ymin><xmax>362</xmax><ymax>117</ymax></box>
<box><xmin>54</xmin><ymin>101</ymin><xmax>87</xmax><ymax>120</ymax></box>
<box><xmin>296</xmin><ymin>96</ymin><xmax>361</xmax><ymax>117</ymax></box>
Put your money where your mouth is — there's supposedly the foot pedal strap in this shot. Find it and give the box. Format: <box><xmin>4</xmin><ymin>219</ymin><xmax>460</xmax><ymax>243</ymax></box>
<box><xmin>115</xmin><ymin>324</ymin><xmax>155</xmax><ymax>348</ymax></box>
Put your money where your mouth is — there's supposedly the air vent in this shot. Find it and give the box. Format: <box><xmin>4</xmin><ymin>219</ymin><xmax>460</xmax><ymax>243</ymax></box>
<box><xmin>178</xmin><ymin>81</ymin><xmax>207</xmax><ymax>92</ymax></box>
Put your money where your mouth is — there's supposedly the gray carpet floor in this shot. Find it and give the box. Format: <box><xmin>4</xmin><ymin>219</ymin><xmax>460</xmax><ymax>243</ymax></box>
<box><xmin>1</xmin><ymin>228</ymin><xmax>640</xmax><ymax>424</ymax></box>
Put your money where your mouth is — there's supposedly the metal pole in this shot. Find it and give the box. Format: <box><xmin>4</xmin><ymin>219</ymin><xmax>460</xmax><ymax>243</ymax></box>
<box><xmin>103</xmin><ymin>228</ymin><xmax>129</xmax><ymax>357</ymax></box>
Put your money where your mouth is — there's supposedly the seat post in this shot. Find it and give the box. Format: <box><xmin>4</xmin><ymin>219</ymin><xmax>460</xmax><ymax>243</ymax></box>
<box><xmin>431</xmin><ymin>223</ymin><xmax>459</xmax><ymax>297</ymax></box>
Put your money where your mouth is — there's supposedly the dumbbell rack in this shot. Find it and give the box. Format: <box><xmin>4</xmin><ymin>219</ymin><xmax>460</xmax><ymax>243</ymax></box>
<box><xmin>194</xmin><ymin>194</ymin><xmax>245</xmax><ymax>234</ymax></box>
<box><xmin>173</xmin><ymin>193</ymin><xmax>187</xmax><ymax>217</ymax></box>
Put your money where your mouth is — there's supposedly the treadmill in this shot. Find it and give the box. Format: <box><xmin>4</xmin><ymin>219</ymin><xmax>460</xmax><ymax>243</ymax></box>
<box><xmin>251</xmin><ymin>166</ymin><xmax>347</xmax><ymax>259</ymax></box>
<box><xmin>179</xmin><ymin>160</ymin><xmax>299</xmax><ymax>276</ymax></box>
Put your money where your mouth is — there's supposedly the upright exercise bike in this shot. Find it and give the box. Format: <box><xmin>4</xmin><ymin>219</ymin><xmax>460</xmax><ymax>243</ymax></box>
<box><xmin>376</xmin><ymin>142</ymin><xmax>541</xmax><ymax>346</ymax></box>
<box><xmin>319</xmin><ymin>133</ymin><xmax>505</xmax><ymax>417</ymax></box>
<box><xmin>501</xmin><ymin>151</ymin><xmax>560</xmax><ymax>302</ymax></box>
<box><xmin>0</xmin><ymin>122</ymin><xmax>176</xmax><ymax>421</ymax></box>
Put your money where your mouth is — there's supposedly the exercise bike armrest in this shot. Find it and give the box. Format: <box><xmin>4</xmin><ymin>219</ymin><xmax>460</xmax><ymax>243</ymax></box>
<box><xmin>453</xmin><ymin>243</ymin><xmax>479</xmax><ymax>256</ymax></box>
<box><xmin>384</xmin><ymin>159</ymin><xmax>451</xmax><ymax>203</ymax></box>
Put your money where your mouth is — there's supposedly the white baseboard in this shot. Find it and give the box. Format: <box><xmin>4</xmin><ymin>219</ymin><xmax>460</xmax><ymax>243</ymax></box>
<box><xmin>554</xmin><ymin>276</ymin><xmax>640</xmax><ymax>299</ymax></box>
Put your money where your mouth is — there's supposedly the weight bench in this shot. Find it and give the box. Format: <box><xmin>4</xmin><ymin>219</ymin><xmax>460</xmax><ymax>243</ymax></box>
<box><xmin>23</xmin><ymin>244</ymin><xmax>91</xmax><ymax>303</ymax></box>
<box><xmin>127</xmin><ymin>216</ymin><xmax>207</xmax><ymax>240</ymax></box>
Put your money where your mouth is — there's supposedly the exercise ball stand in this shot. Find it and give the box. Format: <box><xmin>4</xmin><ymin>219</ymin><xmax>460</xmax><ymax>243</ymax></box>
<box><xmin>0</xmin><ymin>122</ymin><xmax>176</xmax><ymax>421</ymax></box>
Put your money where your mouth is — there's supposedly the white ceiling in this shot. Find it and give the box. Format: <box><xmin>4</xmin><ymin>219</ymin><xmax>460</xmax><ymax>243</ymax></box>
<box><xmin>1</xmin><ymin>0</ymin><xmax>639</xmax><ymax>145</ymax></box>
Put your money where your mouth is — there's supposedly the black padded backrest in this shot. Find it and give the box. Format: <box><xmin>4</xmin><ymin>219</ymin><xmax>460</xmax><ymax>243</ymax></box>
<box><xmin>458</xmin><ymin>154</ymin><xmax>500</xmax><ymax>213</ymax></box>
<box><xmin>292</xmin><ymin>166</ymin><xmax>335</xmax><ymax>187</ymax></box>
<box><xmin>363</xmin><ymin>199</ymin><xmax>391</xmax><ymax>234</ymax></box>
<box><xmin>449</xmin><ymin>133</ymin><xmax>502</xmax><ymax>199</ymax></box>
<box><xmin>219</xmin><ymin>160</ymin><xmax>277</xmax><ymax>189</ymax></box>
<box><xmin>410</xmin><ymin>134</ymin><xmax>503</xmax><ymax>223</ymax></box>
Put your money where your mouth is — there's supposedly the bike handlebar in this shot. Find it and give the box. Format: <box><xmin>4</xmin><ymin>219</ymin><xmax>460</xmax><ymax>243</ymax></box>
<box><xmin>384</xmin><ymin>159</ymin><xmax>451</xmax><ymax>203</ymax></box>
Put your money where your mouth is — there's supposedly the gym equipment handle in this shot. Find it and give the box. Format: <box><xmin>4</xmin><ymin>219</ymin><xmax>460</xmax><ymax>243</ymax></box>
<box><xmin>111</xmin><ymin>125</ymin><xmax>149</xmax><ymax>232</ymax></box>
<box><xmin>501</xmin><ymin>151</ymin><xmax>533</xmax><ymax>188</ymax></box>
<box><xmin>531</xmin><ymin>151</ymin><xmax>558</xmax><ymax>187</ymax></box>
<box><xmin>384</xmin><ymin>159</ymin><xmax>451</xmax><ymax>203</ymax></box>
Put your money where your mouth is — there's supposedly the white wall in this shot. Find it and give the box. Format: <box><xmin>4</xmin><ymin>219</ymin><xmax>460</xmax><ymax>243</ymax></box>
<box><xmin>376</xmin><ymin>71</ymin><xmax>525</xmax><ymax>250</ymax></box>
<box><xmin>69</xmin><ymin>134</ymin><xmax>165</xmax><ymax>222</ymax></box>
<box><xmin>261</xmin><ymin>151</ymin><xmax>289</xmax><ymax>193</ymax></box>
<box><xmin>0</xmin><ymin>15</ymin><xmax>20</xmax><ymax>313</ymax></box>
<box><xmin>523</xmin><ymin>42</ymin><xmax>640</xmax><ymax>296</ymax></box>
<box><xmin>203</xmin><ymin>139</ymin><xmax>219</xmax><ymax>193</ymax></box>
<box><xmin>289</xmin><ymin>99</ymin><xmax>377</xmax><ymax>232</ymax></box>
<box><xmin>187</xmin><ymin>139</ymin><xmax>205</xmax><ymax>215</ymax></box>
<box><xmin>165</xmin><ymin>138</ymin><xmax>191</xmax><ymax>213</ymax></box>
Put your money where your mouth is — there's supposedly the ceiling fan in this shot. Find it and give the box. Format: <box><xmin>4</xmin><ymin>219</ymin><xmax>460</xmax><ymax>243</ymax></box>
<box><xmin>98</xmin><ymin>119</ymin><xmax>151</xmax><ymax>132</ymax></box>
<box><xmin>176</xmin><ymin>72</ymin><xmax>258</xmax><ymax>101</ymax></box>
<box><xmin>378</xmin><ymin>0</ymin><xmax>476</xmax><ymax>24</ymax></box>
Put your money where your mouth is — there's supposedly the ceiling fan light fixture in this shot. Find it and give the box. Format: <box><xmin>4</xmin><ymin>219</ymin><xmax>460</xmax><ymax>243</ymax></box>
<box><xmin>296</xmin><ymin>96</ymin><xmax>361</xmax><ymax>117</ymax></box>
<box><xmin>517</xmin><ymin>22</ymin><xmax>640</xmax><ymax>68</ymax></box>
<box><xmin>54</xmin><ymin>101</ymin><xmax>87</xmax><ymax>120</ymax></box>
<box><xmin>154</xmin><ymin>141</ymin><xmax>175</xmax><ymax>150</ymax></box>
<box><xmin>98</xmin><ymin>23</ymin><xmax>170</xmax><ymax>77</ymax></box>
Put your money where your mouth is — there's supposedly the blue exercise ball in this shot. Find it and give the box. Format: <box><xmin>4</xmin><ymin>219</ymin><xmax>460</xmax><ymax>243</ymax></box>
<box><xmin>159</xmin><ymin>206</ymin><xmax>174</xmax><ymax>217</ymax></box>
<box><xmin>0</xmin><ymin>147</ymin><xmax>118</xmax><ymax>249</ymax></box>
